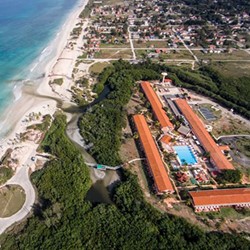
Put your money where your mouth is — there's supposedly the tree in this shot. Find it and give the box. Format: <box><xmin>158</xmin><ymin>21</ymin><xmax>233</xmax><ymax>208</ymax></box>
<box><xmin>218</xmin><ymin>169</ymin><xmax>242</xmax><ymax>183</ymax></box>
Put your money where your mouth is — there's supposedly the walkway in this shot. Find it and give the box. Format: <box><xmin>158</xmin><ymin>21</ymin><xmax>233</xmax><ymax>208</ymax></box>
<box><xmin>0</xmin><ymin>150</ymin><xmax>36</xmax><ymax>234</ymax></box>
<box><xmin>216</xmin><ymin>134</ymin><xmax>250</xmax><ymax>141</ymax></box>
<box><xmin>85</xmin><ymin>158</ymin><xmax>146</xmax><ymax>171</ymax></box>
<box><xmin>128</xmin><ymin>26</ymin><xmax>136</xmax><ymax>60</ymax></box>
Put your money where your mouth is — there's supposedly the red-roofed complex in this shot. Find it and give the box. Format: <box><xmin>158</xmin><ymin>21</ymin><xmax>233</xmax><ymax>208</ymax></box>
<box><xmin>189</xmin><ymin>188</ymin><xmax>250</xmax><ymax>212</ymax></box>
<box><xmin>141</xmin><ymin>81</ymin><xmax>174</xmax><ymax>132</ymax></box>
<box><xmin>133</xmin><ymin>114</ymin><xmax>174</xmax><ymax>194</ymax></box>
<box><xmin>174</xmin><ymin>99</ymin><xmax>234</xmax><ymax>171</ymax></box>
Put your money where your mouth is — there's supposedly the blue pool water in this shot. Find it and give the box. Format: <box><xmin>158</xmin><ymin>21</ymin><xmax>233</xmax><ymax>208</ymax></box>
<box><xmin>173</xmin><ymin>145</ymin><xmax>197</xmax><ymax>165</ymax></box>
<box><xmin>0</xmin><ymin>0</ymin><xmax>80</xmax><ymax>113</ymax></box>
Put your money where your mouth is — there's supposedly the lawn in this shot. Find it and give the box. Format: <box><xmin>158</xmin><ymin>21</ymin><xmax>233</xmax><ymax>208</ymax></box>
<box><xmin>209</xmin><ymin>62</ymin><xmax>250</xmax><ymax>78</ymax></box>
<box><xmin>236</xmin><ymin>138</ymin><xmax>250</xmax><ymax>158</ymax></box>
<box><xmin>202</xmin><ymin>207</ymin><xmax>250</xmax><ymax>220</ymax></box>
<box><xmin>133</xmin><ymin>40</ymin><xmax>168</xmax><ymax>48</ymax></box>
<box><xmin>94</xmin><ymin>49</ymin><xmax>132</xmax><ymax>59</ymax></box>
<box><xmin>193</xmin><ymin>50</ymin><xmax>250</xmax><ymax>61</ymax></box>
<box><xmin>0</xmin><ymin>167</ymin><xmax>13</xmax><ymax>185</ymax></box>
<box><xmin>99</xmin><ymin>43</ymin><xmax>130</xmax><ymax>48</ymax></box>
<box><xmin>135</xmin><ymin>49</ymin><xmax>193</xmax><ymax>60</ymax></box>
<box><xmin>89</xmin><ymin>62</ymin><xmax>110</xmax><ymax>74</ymax></box>
<box><xmin>0</xmin><ymin>185</ymin><xmax>25</xmax><ymax>218</ymax></box>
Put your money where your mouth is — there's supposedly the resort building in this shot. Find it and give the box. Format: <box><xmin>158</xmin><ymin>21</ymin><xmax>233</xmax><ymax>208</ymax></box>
<box><xmin>174</xmin><ymin>99</ymin><xmax>234</xmax><ymax>171</ymax></box>
<box><xmin>189</xmin><ymin>188</ymin><xmax>250</xmax><ymax>212</ymax></box>
<box><xmin>141</xmin><ymin>81</ymin><xmax>174</xmax><ymax>132</ymax></box>
<box><xmin>133</xmin><ymin>114</ymin><xmax>174</xmax><ymax>194</ymax></box>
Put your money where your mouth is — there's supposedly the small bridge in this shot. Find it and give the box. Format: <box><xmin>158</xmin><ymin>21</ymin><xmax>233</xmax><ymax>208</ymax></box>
<box><xmin>85</xmin><ymin>158</ymin><xmax>145</xmax><ymax>171</ymax></box>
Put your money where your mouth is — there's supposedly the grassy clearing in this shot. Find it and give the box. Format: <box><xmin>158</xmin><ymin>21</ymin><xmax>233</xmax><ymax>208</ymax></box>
<box><xmin>94</xmin><ymin>49</ymin><xmax>132</xmax><ymax>59</ymax></box>
<box><xmin>100</xmin><ymin>43</ymin><xmax>130</xmax><ymax>48</ymax></box>
<box><xmin>236</xmin><ymin>138</ymin><xmax>250</xmax><ymax>158</ymax></box>
<box><xmin>0</xmin><ymin>185</ymin><xmax>25</xmax><ymax>218</ymax></box>
<box><xmin>0</xmin><ymin>167</ymin><xmax>14</xmax><ymax>185</ymax></box>
<box><xmin>209</xmin><ymin>62</ymin><xmax>250</xmax><ymax>78</ymax></box>
<box><xmin>89</xmin><ymin>62</ymin><xmax>110</xmax><ymax>74</ymax></box>
<box><xmin>50</xmin><ymin>78</ymin><xmax>63</xmax><ymax>86</ymax></box>
<box><xmin>212</xmin><ymin>115</ymin><xmax>250</xmax><ymax>137</ymax></box>
<box><xmin>135</xmin><ymin>49</ymin><xmax>193</xmax><ymax>60</ymax></box>
<box><xmin>193</xmin><ymin>50</ymin><xmax>250</xmax><ymax>61</ymax></box>
<box><xmin>202</xmin><ymin>207</ymin><xmax>250</xmax><ymax>220</ymax></box>
<box><xmin>133</xmin><ymin>40</ymin><xmax>168</xmax><ymax>48</ymax></box>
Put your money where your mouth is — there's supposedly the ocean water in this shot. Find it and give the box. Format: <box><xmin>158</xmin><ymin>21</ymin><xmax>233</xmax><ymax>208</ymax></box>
<box><xmin>0</xmin><ymin>0</ymin><xmax>79</xmax><ymax>113</ymax></box>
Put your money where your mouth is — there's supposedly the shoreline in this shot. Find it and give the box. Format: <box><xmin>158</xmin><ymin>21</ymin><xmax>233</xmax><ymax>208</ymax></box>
<box><xmin>0</xmin><ymin>0</ymin><xmax>88</xmax><ymax>143</ymax></box>
<box><xmin>0</xmin><ymin>0</ymin><xmax>91</xmax><ymax>234</ymax></box>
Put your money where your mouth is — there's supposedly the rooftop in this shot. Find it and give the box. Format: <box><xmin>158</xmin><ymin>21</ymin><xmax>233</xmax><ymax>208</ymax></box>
<box><xmin>189</xmin><ymin>188</ymin><xmax>250</xmax><ymax>206</ymax></box>
<box><xmin>141</xmin><ymin>81</ymin><xmax>174</xmax><ymax>130</ymax></box>
<box><xmin>174</xmin><ymin>99</ymin><xmax>234</xmax><ymax>170</ymax></box>
<box><xmin>133</xmin><ymin>114</ymin><xmax>174</xmax><ymax>193</ymax></box>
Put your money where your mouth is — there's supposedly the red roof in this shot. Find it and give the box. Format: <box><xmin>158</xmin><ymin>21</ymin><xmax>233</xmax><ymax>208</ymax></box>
<box><xmin>161</xmin><ymin>135</ymin><xmax>172</xmax><ymax>144</ymax></box>
<box><xmin>133</xmin><ymin>115</ymin><xmax>174</xmax><ymax>193</ymax></box>
<box><xmin>189</xmin><ymin>188</ymin><xmax>250</xmax><ymax>206</ymax></box>
<box><xmin>174</xmin><ymin>99</ymin><xmax>234</xmax><ymax>170</ymax></box>
<box><xmin>141</xmin><ymin>82</ymin><xmax>174</xmax><ymax>129</ymax></box>
<box><xmin>164</xmin><ymin>78</ymin><xmax>172</xmax><ymax>83</ymax></box>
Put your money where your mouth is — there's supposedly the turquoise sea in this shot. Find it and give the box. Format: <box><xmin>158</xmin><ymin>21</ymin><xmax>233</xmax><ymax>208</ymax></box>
<box><xmin>0</xmin><ymin>0</ymin><xmax>79</xmax><ymax>113</ymax></box>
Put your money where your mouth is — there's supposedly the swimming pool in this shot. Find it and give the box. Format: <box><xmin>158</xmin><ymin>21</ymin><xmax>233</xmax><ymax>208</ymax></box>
<box><xmin>173</xmin><ymin>146</ymin><xmax>197</xmax><ymax>165</ymax></box>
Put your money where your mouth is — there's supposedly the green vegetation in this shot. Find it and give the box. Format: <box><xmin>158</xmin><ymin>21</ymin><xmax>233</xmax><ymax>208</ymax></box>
<box><xmin>79</xmin><ymin>60</ymin><xmax>159</xmax><ymax>166</ymax></box>
<box><xmin>50</xmin><ymin>78</ymin><xmax>63</xmax><ymax>86</ymax></box>
<box><xmin>217</xmin><ymin>169</ymin><xmax>243</xmax><ymax>184</ymax></box>
<box><xmin>0</xmin><ymin>185</ymin><xmax>25</xmax><ymax>218</ymax></box>
<box><xmin>1</xmin><ymin>90</ymin><xmax>249</xmax><ymax>249</ymax></box>
<box><xmin>141</xmin><ymin>62</ymin><xmax>250</xmax><ymax>118</ymax></box>
<box><xmin>236</xmin><ymin>138</ymin><xmax>250</xmax><ymax>158</ymax></box>
<box><xmin>89</xmin><ymin>62</ymin><xmax>110</xmax><ymax>74</ymax></box>
<box><xmin>27</xmin><ymin>114</ymin><xmax>52</xmax><ymax>132</ymax></box>
<box><xmin>0</xmin><ymin>167</ymin><xmax>13</xmax><ymax>185</ymax></box>
<box><xmin>70</xmin><ymin>27</ymin><xmax>82</xmax><ymax>38</ymax></box>
<box><xmin>202</xmin><ymin>207</ymin><xmax>250</xmax><ymax>220</ymax></box>
<box><xmin>1</xmin><ymin>61</ymin><xmax>250</xmax><ymax>248</ymax></box>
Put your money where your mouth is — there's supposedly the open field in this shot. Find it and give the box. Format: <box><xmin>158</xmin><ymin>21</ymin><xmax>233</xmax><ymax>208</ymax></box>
<box><xmin>209</xmin><ymin>62</ymin><xmax>250</xmax><ymax>78</ymax></box>
<box><xmin>201</xmin><ymin>207</ymin><xmax>250</xmax><ymax>220</ymax></box>
<box><xmin>0</xmin><ymin>167</ymin><xmax>13</xmax><ymax>185</ymax></box>
<box><xmin>193</xmin><ymin>50</ymin><xmax>250</xmax><ymax>61</ymax></box>
<box><xmin>94</xmin><ymin>49</ymin><xmax>132</xmax><ymax>59</ymax></box>
<box><xmin>0</xmin><ymin>185</ymin><xmax>25</xmax><ymax>218</ymax></box>
<box><xmin>89</xmin><ymin>62</ymin><xmax>110</xmax><ymax>74</ymax></box>
<box><xmin>99</xmin><ymin>43</ymin><xmax>130</xmax><ymax>48</ymax></box>
<box><xmin>212</xmin><ymin>115</ymin><xmax>250</xmax><ymax>137</ymax></box>
<box><xmin>133</xmin><ymin>40</ymin><xmax>168</xmax><ymax>48</ymax></box>
<box><xmin>135</xmin><ymin>49</ymin><xmax>193</xmax><ymax>60</ymax></box>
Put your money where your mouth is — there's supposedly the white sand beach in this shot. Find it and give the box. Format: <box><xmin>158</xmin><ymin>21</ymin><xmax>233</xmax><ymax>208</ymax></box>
<box><xmin>0</xmin><ymin>0</ymin><xmax>90</xmax><ymax>233</ymax></box>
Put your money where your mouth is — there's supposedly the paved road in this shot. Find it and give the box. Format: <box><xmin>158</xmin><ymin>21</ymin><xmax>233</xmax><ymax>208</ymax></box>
<box><xmin>0</xmin><ymin>150</ymin><xmax>36</xmax><ymax>235</ymax></box>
